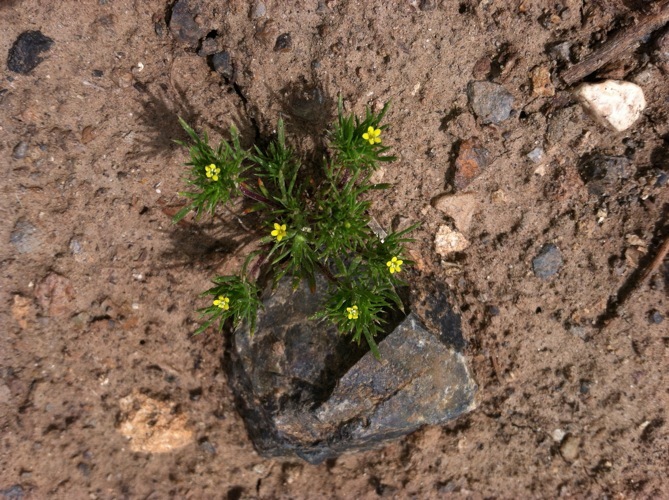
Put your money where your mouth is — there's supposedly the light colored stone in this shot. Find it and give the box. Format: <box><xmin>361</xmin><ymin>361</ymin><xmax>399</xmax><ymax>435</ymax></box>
<box><xmin>435</xmin><ymin>225</ymin><xmax>470</xmax><ymax>256</ymax></box>
<box><xmin>574</xmin><ymin>80</ymin><xmax>646</xmax><ymax>132</ymax></box>
<box><xmin>432</xmin><ymin>193</ymin><xmax>478</xmax><ymax>233</ymax></box>
<box><xmin>0</xmin><ymin>384</ymin><xmax>11</xmax><ymax>404</ymax></box>
<box><xmin>560</xmin><ymin>434</ymin><xmax>580</xmax><ymax>461</ymax></box>
<box><xmin>530</xmin><ymin>66</ymin><xmax>555</xmax><ymax>97</ymax></box>
<box><xmin>526</xmin><ymin>147</ymin><xmax>545</xmax><ymax>164</ymax></box>
<box><xmin>552</xmin><ymin>428</ymin><xmax>566</xmax><ymax>442</ymax></box>
<box><xmin>34</xmin><ymin>273</ymin><xmax>75</xmax><ymax>318</ymax></box>
<box><xmin>118</xmin><ymin>391</ymin><xmax>193</xmax><ymax>453</ymax></box>
<box><xmin>11</xmin><ymin>295</ymin><xmax>32</xmax><ymax>329</ymax></box>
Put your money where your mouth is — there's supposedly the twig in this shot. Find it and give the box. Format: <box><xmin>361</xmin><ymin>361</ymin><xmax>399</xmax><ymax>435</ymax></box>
<box><xmin>561</xmin><ymin>0</ymin><xmax>669</xmax><ymax>85</ymax></box>
<box><xmin>637</xmin><ymin>234</ymin><xmax>669</xmax><ymax>284</ymax></box>
<box><xmin>597</xmin><ymin>233</ymin><xmax>669</xmax><ymax>328</ymax></box>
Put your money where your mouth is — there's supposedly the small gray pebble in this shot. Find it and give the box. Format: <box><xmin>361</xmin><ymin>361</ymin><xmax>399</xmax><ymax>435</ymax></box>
<box><xmin>467</xmin><ymin>81</ymin><xmax>514</xmax><ymax>124</ymax></box>
<box><xmin>77</xmin><ymin>462</ymin><xmax>91</xmax><ymax>477</ymax></box>
<box><xmin>649</xmin><ymin>310</ymin><xmax>664</xmax><ymax>324</ymax></box>
<box><xmin>0</xmin><ymin>485</ymin><xmax>24</xmax><ymax>500</ymax></box>
<box><xmin>13</xmin><ymin>141</ymin><xmax>28</xmax><ymax>159</ymax></box>
<box><xmin>69</xmin><ymin>238</ymin><xmax>83</xmax><ymax>255</ymax></box>
<box><xmin>251</xmin><ymin>1</ymin><xmax>266</xmax><ymax>18</ymax></box>
<box><xmin>211</xmin><ymin>51</ymin><xmax>233</xmax><ymax>80</ymax></box>
<box><xmin>533</xmin><ymin>243</ymin><xmax>563</xmax><ymax>279</ymax></box>
<box><xmin>198</xmin><ymin>37</ymin><xmax>219</xmax><ymax>57</ymax></box>
<box><xmin>10</xmin><ymin>220</ymin><xmax>40</xmax><ymax>254</ymax></box>
<box><xmin>526</xmin><ymin>147</ymin><xmax>544</xmax><ymax>163</ymax></box>
<box><xmin>199</xmin><ymin>439</ymin><xmax>217</xmax><ymax>454</ymax></box>
<box><xmin>547</xmin><ymin>41</ymin><xmax>571</xmax><ymax>62</ymax></box>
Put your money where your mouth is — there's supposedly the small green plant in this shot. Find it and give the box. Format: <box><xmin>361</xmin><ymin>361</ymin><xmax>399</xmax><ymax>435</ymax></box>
<box><xmin>175</xmin><ymin>97</ymin><xmax>417</xmax><ymax>358</ymax></box>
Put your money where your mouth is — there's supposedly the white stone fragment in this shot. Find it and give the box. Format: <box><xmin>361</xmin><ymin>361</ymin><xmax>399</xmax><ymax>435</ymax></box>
<box><xmin>432</xmin><ymin>193</ymin><xmax>478</xmax><ymax>233</ymax></box>
<box><xmin>574</xmin><ymin>80</ymin><xmax>646</xmax><ymax>132</ymax></box>
<box><xmin>552</xmin><ymin>428</ymin><xmax>566</xmax><ymax>443</ymax></box>
<box><xmin>434</xmin><ymin>225</ymin><xmax>470</xmax><ymax>256</ymax></box>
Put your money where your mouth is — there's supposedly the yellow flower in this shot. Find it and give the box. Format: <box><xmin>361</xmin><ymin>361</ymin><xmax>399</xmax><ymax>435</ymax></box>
<box><xmin>205</xmin><ymin>163</ymin><xmax>221</xmax><ymax>182</ymax></box>
<box><xmin>346</xmin><ymin>305</ymin><xmax>359</xmax><ymax>320</ymax></box>
<box><xmin>213</xmin><ymin>295</ymin><xmax>230</xmax><ymax>310</ymax></box>
<box><xmin>271</xmin><ymin>223</ymin><xmax>287</xmax><ymax>242</ymax></box>
<box><xmin>386</xmin><ymin>256</ymin><xmax>403</xmax><ymax>274</ymax></box>
<box><xmin>362</xmin><ymin>126</ymin><xmax>382</xmax><ymax>145</ymax></box>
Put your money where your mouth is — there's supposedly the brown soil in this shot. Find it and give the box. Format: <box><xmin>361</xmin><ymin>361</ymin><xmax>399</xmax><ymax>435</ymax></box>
<box><xmin>2</xmin><ymin>0</ymin><xmax>668</xmax><ymax>498</ymax></box>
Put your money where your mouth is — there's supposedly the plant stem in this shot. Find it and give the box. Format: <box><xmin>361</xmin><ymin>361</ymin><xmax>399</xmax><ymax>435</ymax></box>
<box><xmin>317</xmin><ymin>261</ymin><xmax>339</xmax><ymax>284</ymax></box>
<box><xmin>239</xmin><ymin>182</ymin><xmax>282</xmax><ymax>209</ymax></box>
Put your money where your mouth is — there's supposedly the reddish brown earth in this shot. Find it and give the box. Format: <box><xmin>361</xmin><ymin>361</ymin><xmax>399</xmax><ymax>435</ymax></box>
<box><xmin>1</xmin><ymin>0</ymin><xmax>668</xmax><ymax>498</ymax></box>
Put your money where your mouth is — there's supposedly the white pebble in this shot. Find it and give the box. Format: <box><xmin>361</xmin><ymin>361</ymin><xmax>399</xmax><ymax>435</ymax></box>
<box><xmin>434</xmin><ymin>225</ymin><xmax>470</xmax><ymax>256</ymax></box>
<box><xmin>574</xmin><ymin>80</ymin><xmax>646</xmax><ymax>132</ymax></box>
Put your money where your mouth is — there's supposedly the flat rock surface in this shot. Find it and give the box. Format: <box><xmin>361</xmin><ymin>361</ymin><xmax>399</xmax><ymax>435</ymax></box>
<box><xmin>467</xmin><ymin>81</ymin><xmax>515</xmax><ymax>124</ymax></box>
<box><xmin>231</xmin><ymin>277</ymin><xmax>476</xmax><ymax>463</ymax></box>
<box><xmin>432</xmin><ymin>193</ymin><xmax>478</xmax><ymax>233</ymax></box>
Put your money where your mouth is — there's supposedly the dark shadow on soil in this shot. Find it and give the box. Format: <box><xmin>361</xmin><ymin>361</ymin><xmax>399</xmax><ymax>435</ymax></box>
<box><xmin>270</xmin><ymin>77</ymin><xmax>334</xmax><ymax>168</ymax></box>
<box><xmin>131</xmin><ymin>84</ymin><xmax>198</xmax><ymax>160</ymax></box>
<box><xmin>650</xmin><ymin>135</ymin><xmax>669</xmax><ymax>172</ymax></box>
<box><xmin>131</xmin><ymin>83</ymin><xmax>253</xmax><ymax>161</ymax></box>
<box><xmin>157</xmin><ymin>214</ymin><xmax>258</xmax><ymax>272</ymax></box>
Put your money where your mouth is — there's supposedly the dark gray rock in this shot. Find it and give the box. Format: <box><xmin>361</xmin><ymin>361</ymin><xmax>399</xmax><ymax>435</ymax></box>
<box><xmin>7</xmin><ymin>31</ymin><xmax>54</xmax><ymax>74</ymax></box>
<box><xmin>197</xmin><ymin>37</ymin><xmax>219</xmax><ymax>57</ymax></box>
<box><xmin>533</xmin><ymin>244</ymin><xmax>563</xmax><ymax>279</ymax></box>
<box><xmin>76</xmin><ymin>462</ymin><xmax>91</xmax><ymax>477</ymax></box>
<box><xmin>169</xmin><ymin>0</ymin><xmax>205</xmax><ymax>47</ymax></box>
<box><xmin>229</xmin><ymin>276</ymin><xmax>477</xmax><ymax>464</ymax></box>
<box><xmin>467</xmin><ymin>81</ymin><xmax>514</xmax><ymax>124</ymax></box>
<box><xmin>274</xmin><ymin>33</ymin><xmax>292</xmax><ymax>52</ymax></box>
<box><xmin>10</xmin><ymin>220</ymin><xmax>40</xmax><ymax>254</ymax></box>
<box><xmin>210</xmin><ymin>51</ymin><xmax>233</xmax><ymax>80</ymax></box>
<box><xmin>578</xmin><ymin>154</ymin><xmax>634</xmax><ymax>197</ymax></box>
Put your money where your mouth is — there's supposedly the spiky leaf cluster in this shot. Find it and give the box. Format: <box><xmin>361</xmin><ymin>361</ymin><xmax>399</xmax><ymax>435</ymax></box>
<box><xmin>175</xmin><ymin>99</ymin><xmax>417</xmax><ymax>357</ymax></box>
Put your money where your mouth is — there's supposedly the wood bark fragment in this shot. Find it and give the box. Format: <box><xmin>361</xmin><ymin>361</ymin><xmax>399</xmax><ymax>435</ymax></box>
<box><xmin>561</xmin><ymin>0</ymin><xmax>669</xmax><ymax>85</ymax></box>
